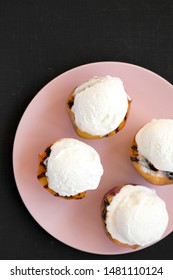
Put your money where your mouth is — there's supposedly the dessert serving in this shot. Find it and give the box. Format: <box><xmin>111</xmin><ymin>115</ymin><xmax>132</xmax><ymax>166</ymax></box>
<box><xmin>101</xmin><ymin>184</ymin><xmax>169</xmax><ymax>249</ymax></box>
<box><xmin>37</xmin><ymin>138</ymin><xmax>104</xmax><ymax>199</ymax></box>
<box><xmin>130</xmin><ymin>119</ymin><xmax>173</xmax><ymax>185</ymax></box>
<box><xmin>67</xmin><ymin>76</ymin><xmax>132</xmax><ymax>139</ymax></box>
<box><xmin>13</xmin><ymin>61</ymin><xmax>173</xmax><ymax>254</ymax></box>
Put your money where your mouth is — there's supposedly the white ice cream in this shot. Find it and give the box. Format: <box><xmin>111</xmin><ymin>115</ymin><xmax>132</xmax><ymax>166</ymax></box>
<box><xmin>45</xmin><ymin>138</ymin><xmax>103</xmax><ymax>196</ymax></box>
<box><xmin>136</xmin><ymin>119</ymin><xmax>173</xmax><ymax>172</ymax></box>
<box><xmin>71</xmin><ymin>76</ymin><xmax>129</xmax><ymax>136</ymax></box>
<box><xmin>106</xmin><ymin>185</ymin><xmax>168</xmax><ymax>246</ymax></box>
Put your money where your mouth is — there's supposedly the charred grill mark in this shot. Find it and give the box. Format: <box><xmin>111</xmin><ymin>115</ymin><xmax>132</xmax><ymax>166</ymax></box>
<box><xmin>131</xmin><ymin>145</ymin><xmax>138</xmax><ymax>151</ymax></box>
<box><xmin>54</xmin><ymin>193</ymin><xmax>60</xmax><ymax>197</ymax></box>
<box><xmin>37</xmin><ymin>172</ymin><xmax>46</xmax><ymax>179</ymax></box>
<box><xmin>42</xmin><ymin>156</ymin><xmax>48</xmax><ymax>162</ymax></box>
<box><xmin>102</xmin><ymin>198</ymin><xmax>109</xmax><ymax>222</ymax></box>
<box><xmin>146</xmin><ymin>160</ymin><xmax>158</xmax><ymax>172</ymax></box>
<box><xmin>68</xmin><ymin>100</ymin><xmax>74</xmax><ymax>109</ymax></box>
<box><xmin>115</xmin><ymin>127</ymin><xmax>119</xmax><ymax>133</ymax></box>
<box><xmin>44</xmin><ymin>184</ymin><xmax>48</xmax><ymax>189</ymax></box>
<box><xmin>163</xmin><ymin>171</ymin><xmax>173</xmax><ymax>180</ymax></box>
<box><xmin>45</xmin><ymin>146</ymin><xmax>51</xmax><ymax>157</ymax></box>
<box><xmin>130</xmin><ymin>156</ymin><xmax>138</xmax><ymax>162</ymax></box>
<box><xmin>40</xmin><ymin>161</ymin><xmax>46</xmax><ymax>167</ymax></box>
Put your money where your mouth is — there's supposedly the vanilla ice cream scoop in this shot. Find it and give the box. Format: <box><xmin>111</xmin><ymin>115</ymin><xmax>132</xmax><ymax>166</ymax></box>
<box><xmin>136</xmin><ymin>119</ymin><xmax>173</xmax><ymax>172</ymax></box>
<box><xmin>44</xmin><ymin>138</ymin><xmax>103</xmax><ymax>196</ymax></box>
<box><xmin>71</xmin><ymin>76</ymin><xmax>130</xmax><ymax>137</ymax></box>
<box><xmin>104</xmin><ymin>185</ymin><xmax>168</xmax><ymax>247</ymax></box>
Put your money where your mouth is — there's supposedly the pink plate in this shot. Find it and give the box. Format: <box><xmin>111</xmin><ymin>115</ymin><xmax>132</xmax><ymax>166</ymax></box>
<box><xmin>13</xmin><ymin>62</ymin><xmax>173</xmax><ymax>255</ymax></box>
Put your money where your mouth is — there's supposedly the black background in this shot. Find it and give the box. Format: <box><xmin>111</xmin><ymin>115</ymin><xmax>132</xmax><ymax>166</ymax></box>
<box><xmin>0</xmin><ymin>0</ymin><xmax>173</xmax><ymax>260</ymax></box>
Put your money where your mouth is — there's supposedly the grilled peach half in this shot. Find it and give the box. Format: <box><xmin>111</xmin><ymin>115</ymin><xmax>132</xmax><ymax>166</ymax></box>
<box><xmin>101</xmin><ymin>186</ymin><xmax>139</xmax><ymax>249</ymax></box>
<box><xmin>67</xmin><ymin>90</ymin><xmax>132</xmax><ymax>139</ymax></box>
<box><xmin>37</xmin><ymin>144</ymin><xmax>86</xmax><ymax>199</ymax></box>
<box><xmin>130</xmin><ymin>138</ymin><xmax>173</xmax><ymax>185</ymax></box>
